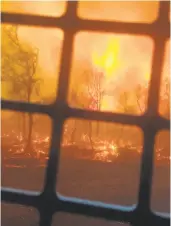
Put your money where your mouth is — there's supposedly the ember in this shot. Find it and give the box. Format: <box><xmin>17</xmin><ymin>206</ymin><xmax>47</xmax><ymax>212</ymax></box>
<box><xmin>1</xmin><ymin>13</ymin><xmax>170</xmax><ymax>168</ymax></box>
<box><xmin>1</xmin><ymin>127</ymin><xmax>169</xmax><ymax>167</ymax></box>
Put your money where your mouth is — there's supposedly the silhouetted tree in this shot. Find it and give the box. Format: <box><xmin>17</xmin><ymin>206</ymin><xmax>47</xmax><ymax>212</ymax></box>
<box><xmin>2</xmin><ymin>25</ymin><xmax>42</xmax><ymax>155</ymax></box>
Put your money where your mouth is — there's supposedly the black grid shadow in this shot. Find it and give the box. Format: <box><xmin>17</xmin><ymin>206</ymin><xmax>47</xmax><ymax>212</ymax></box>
<box><xmin>1</xmin><ymin>1</ymin><xmax>170</xmax><ymax>226</ymax></box>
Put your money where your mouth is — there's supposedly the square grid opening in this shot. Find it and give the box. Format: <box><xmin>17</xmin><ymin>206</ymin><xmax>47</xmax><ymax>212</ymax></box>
<box><xmin>1</xmin><ymin>1</ymin><xmax>170</xmax><ymax>226</ymax></box>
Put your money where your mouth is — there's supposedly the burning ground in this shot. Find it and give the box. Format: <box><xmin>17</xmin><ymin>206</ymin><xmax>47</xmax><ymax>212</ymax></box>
<box><xmin>1</xmin><ymin>2</ymin><xmax>170</xmax><ymax>225</ymax></box>
<box><xmin>1</xmin><ymin>114</ymin><xmax>170</xmax><ymax>167</ymax></box>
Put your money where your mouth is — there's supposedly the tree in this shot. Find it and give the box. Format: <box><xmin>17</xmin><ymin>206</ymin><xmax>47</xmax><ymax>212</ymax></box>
<box><xmin>67</xmin><ymin>58</ymin><xmax>90</xmax><ymax>144</ymax></box>
<box><xmin>2</xmin><ymin>25</ymin><xmax>42</xmax><ymax>155</ymax></box>
<box><xmin>159</xmin><ymin>76</ymin><xmax>170</xmax><ymax>119</ymax></box>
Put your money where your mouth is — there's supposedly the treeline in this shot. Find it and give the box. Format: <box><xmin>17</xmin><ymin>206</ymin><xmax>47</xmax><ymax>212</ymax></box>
<box><xmin>1</xmin><ymin>25</ymin><xmax>170</xmax><ymax>156</ymax></box>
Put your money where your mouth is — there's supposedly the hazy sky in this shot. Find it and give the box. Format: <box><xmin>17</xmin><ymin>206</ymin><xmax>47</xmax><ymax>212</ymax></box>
<box><xmin>2</xmin><ymin>1</ymin><xmax>169</xmax><ymax>104</ymax></box>
<box><xmin>2</xmin><ymin>1</ymin><xmax>161</xmax><ymax>74</ymax></box>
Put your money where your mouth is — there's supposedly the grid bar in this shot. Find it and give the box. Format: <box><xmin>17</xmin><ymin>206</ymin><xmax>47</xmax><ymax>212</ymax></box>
<box><xmin>42</xmin><ymin>2</ymin><xmax>79</xmax><ymax>220</ymax></box>
<box><xmin>2</xmin><ymin>188</ymin><xmax>170</xmax><ymax>226</ymax></box>
<box><xmin>147</xmin><ymin>1</ymin><xmax>170</xmax><ymax>114</ymax></box>
<box><xmin>137</xmin><ymin>128</ymin><xmax>156</xmax><ymax>209</ymax></box>
<box><xmin>1</xmin><ymin>99</ymin><xmax>52</xmax><ymax>115</ymax></box>
<box><xmin>137</xmin><ymin>1</ymin><xmax>170</xmax><ymax>211</ymax></box>
<box><xmin>1</xmin><ymin>1</ymin><xmax>170</xmax><ymax>226</ymax></box>
<box><xmin>147</xmin><ymin>40</ymin><xmax>168</xmax><ymax>114</ymax></box>
<box><xmin>1</xmin><ymin>188</ymin><xmax>39</xmax><ymax>207</ymax></box>
<box><xmin>57</xmin><ymin>195</ymin><xmax>133</xmax><ymax>223</ymax></box>
<box><xmin>1</xmin><ymin>12</ymin><xmax>169</xmax><ymax>38</ymax></box>
<box><xmin>1</xmin><ymin>99</ymin><xmax>169</xmax><ymax>131</ymax></box>
<box><xmin>68</xmin><ymin>107</ymin><xmax>170</xmax><ymax>131</ymax></box>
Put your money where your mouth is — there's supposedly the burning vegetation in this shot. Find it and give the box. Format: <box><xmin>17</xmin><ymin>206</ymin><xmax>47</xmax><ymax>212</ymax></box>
<box><xmin>1</xmin><ymin>19</ymin><xmax>170</xmax><ymax>167</ymax></box>
<box><xmin>1</xmin><ymin>115</ymin><xmax>170</xmax><ymax>167</ymax></box>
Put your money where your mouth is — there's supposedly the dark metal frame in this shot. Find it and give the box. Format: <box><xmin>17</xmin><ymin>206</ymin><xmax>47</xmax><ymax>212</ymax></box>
<box><xmin>1</xmin><ymin>1</ymin><xmax>170</xmax><ymax>226</ymax></box>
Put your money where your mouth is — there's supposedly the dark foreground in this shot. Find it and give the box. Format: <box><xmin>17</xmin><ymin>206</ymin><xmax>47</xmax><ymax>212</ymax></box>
<box><xmin>2</xmin><ymin>159</ymin><xmax>170</xmax><ymax>226</ymax></box>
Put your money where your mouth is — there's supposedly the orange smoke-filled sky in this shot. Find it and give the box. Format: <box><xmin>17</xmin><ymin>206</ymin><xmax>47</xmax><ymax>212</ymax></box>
<box><xmin>2</xmin><ymin>1</ymin><xmax>169</xmax><ymax>106</ymax></box>
<box><xmin>2</xmin><ymin>1</ymin><xmax>161</xmax><ymax>74</ymax></box>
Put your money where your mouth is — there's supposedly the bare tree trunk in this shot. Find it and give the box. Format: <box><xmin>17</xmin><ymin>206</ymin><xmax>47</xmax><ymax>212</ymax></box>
<box><xmin>17</xmin><ymin>112</ymin><xmax>21</xmax><ymax>133</ymax></box>
<box><xmin>25</xmin><ymin>86</ymin><xmax>34</xmax><ymax>156</ymax></box>
<box><xmin>116</xmin><ymin>92</ymin><xmax>127</xmax><ymax>146</ymax></box>
<box><xmin>70</xmin><ymin>119</ymin><xmax>76</xmax><ymax>144</ymax></box>
<box><xmin>116</xmin><ymin>125</ymin><xmax>124</xmax><ymax>146</ymax></box>
<box><xmin>88</xmin><ymin>121</ymin><xmax>94</xmax><ymax>150</ymax></box>
<box><xmin>26</xmin><ymin>113</ymin><xmax>33</xmax><ymax>154</ymax></box>
<box><xmin>96</xmin><ymin>98</ymin><xmax>102</xmax><ymax>137</ymax></box>
<box><xmin>96</xmin><ymin>122</ymin><xmax>99</xmax><ymax>137</ymax></box>
<box><xmin>22</xmin><ymin>113</ymin><xmax>26</xmax><ymax>140</ymax></box>
<box><xmin>136</xmin><ymin>93</ymin><xmax>143</xmax><ymax>114</ymax></box>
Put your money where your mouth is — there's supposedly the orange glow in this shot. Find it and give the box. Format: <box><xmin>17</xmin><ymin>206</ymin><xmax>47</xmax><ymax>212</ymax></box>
<box><xmin>1</xmin><ymin>2</ymin><xmax>170</xmax><ymax>164</ymax></box>
<box><xmin>92</xmin><ymin>38</ymin><xmax>121</xmax><ymax>111</ymax></box>
<box><xmin>100</xmin><ymin>96</ymin><xmax>116</xmax><ymax>112</ymax></box>
<box><xmin>92</xmin><ymin>37</ymin><xmax>120</xmax><ymax>78</ymax></box>
<box><xmin>144</xmin><ymin>73</ymin><xmax>151</xmax><ymax>82</ymax></box>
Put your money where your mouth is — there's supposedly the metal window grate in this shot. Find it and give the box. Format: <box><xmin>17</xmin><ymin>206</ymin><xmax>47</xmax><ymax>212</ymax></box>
<box><xmin>1</xmin><ymin>1</ymin><xmax>170</xmax><ymax>226</ymax></box>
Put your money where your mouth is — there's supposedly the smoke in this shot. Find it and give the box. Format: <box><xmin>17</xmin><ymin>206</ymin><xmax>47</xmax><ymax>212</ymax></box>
<box><xmin>3</xmin><ymin>1</ymin><xmax>169</xmax><ymax>89</ymax></box>
<box><xmin>74</xmin><ymin>32</ymin><xmax>154</xmax><ymax>91</ymax></box>
<box><xmin>18</xmin><ymin>26</ymin><xmax>63</xmax><ymax>74</ymax></box>
<box><xmin>9</xmin><ymin>1</ymin><xmax>65</xmax><ymax>75</ymax></box>
<box><xmin>78</xmin><ymin>1</ymin><xmax>159</xmax><ymax>23</ymax></box>
<box><xmin>3</xmin><ymin>1</ymin><xmax>159</xmax><ymax>75</ymax></box>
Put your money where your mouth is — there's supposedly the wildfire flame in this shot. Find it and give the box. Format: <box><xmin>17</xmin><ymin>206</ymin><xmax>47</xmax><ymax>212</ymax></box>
<box><xmin>91</xmin><ymin>36</ymin><xmax>165</xmax><ymax>112</ymax></box>
<box><xmin>92</xmin><ymin>38</ymin><xmax>121</xmax><ymax>111</ymax></box>
<box><xmin>92</xmin><ymin>37</ymin><xmax>120</xmax><ymax>78</ymax></box>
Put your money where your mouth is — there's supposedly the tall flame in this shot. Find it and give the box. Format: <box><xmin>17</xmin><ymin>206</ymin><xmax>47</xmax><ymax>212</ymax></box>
<box><xmin>92</xmin><ymin>37</ymin><xmax>120</xmax><ymax>78</ymax></box>
<box><xmin>92</xmin><ymin>37</ymin><xmax>121</xmax><ymax>111</ymax></box>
